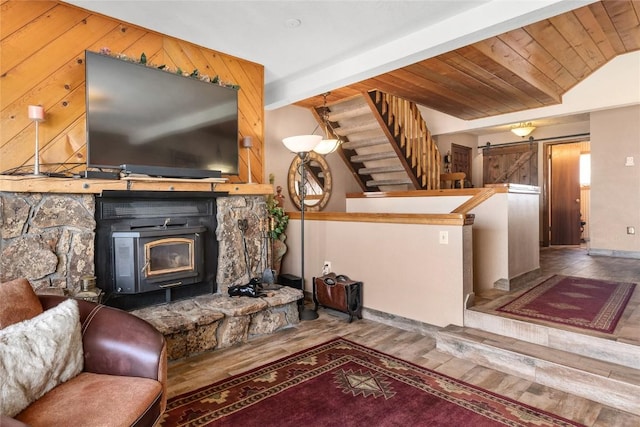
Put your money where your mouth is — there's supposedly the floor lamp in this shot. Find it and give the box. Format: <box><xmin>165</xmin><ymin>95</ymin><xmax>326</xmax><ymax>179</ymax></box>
<box><xmin>282</xmin><ymin>134</ymin><xmax>322</xmax><ymax>320</ymax></box>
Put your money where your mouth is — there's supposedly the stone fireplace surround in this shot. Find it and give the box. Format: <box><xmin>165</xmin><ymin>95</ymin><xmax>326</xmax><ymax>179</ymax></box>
<box><xmin>0</xmin><ymin>189</ymin><xmax>302</xmax><ymax>360</ymax></box>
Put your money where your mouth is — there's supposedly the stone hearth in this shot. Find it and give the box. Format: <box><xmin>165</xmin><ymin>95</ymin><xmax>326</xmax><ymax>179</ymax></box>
<box><xmin>131</xmin><ymin>287</ymin><xmax>302</xmax><ymax>360</ymax></box>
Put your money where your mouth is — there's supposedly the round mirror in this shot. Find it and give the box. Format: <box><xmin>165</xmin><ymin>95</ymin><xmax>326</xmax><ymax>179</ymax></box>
<box><xmin>287</xmin><ymin>151</ymin><xmax>332</xmax><ymax>211</ymax></box>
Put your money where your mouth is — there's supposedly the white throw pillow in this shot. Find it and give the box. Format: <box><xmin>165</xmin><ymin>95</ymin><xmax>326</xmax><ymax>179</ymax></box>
<box><xmin>0</xmin><ymin>299</ymin><xmax>84</xmax><ymax>417</ymax></box>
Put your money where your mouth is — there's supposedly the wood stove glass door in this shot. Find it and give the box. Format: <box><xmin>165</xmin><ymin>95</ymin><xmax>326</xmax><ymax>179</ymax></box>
<box><xmin>144</xmin><ymin>238</ymin><xmax>194</xmax><ymax>277</ymax></box>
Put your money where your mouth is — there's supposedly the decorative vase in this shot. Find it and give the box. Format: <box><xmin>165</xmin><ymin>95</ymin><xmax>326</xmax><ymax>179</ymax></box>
<box><xmin>272</xmin><ymin>233</ymin><xmax>288</xmax><ymax>278</ymax></box>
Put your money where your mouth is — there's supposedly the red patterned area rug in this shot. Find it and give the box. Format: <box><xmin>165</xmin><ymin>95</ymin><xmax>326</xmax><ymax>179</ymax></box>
<box><xmin>162</xmin><ymin>338</ymin><xmax>582</xmax><ymax>427</ymax></box>
<box><xmin>497</xmin><ymin>275</ymin><xmax>636</xmax><ymax>333</ymax></box>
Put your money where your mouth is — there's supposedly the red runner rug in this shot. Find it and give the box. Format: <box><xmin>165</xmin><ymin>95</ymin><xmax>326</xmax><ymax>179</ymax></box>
<box><xmin>497</xmin><ymin>275</ymin><xmax>636</xmax><ymax>333</ymax></box>
<box><xmin>162</xmin><ymin>337</ymin><xmax>582</xmax><ymax>426</ymax></box>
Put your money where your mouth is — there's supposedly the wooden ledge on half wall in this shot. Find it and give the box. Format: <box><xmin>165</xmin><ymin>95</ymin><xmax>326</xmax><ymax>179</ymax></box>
<box><xmin>346</xmin><ymin>184</ymin><xmax>539</xmax><ymax>199</ymax></box>
<box><xmin>288</xmin><ymin>211</ymin><xmax>475</xmax><ymax>226</ymax></box>
<box><xmin>0</xmin><ymin>174</ymin><xmax>273</xmax><ymax>196</ymax></box>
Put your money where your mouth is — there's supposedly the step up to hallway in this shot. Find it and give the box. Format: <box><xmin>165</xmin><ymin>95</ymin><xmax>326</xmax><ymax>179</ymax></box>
<box><xmin>436</xmin><ymin>324</ymin><xmax>640</xmax><ymax>416</ymax></box>
<box><xmin>464</xmin><ymin>308</ymin><xmax>639</xmax><ymax>369</ymax></box>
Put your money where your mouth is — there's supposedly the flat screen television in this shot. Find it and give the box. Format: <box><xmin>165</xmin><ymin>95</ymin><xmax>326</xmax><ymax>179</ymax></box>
<box><xmin>85</xmin><ymin>50</ymin><xmax>239</xmax><ymax>178</ymax></box>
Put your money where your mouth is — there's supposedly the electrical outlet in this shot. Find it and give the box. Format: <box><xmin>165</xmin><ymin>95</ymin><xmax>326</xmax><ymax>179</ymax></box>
<box><xmin>322</xmin><ymin>261</ymin><xmax>332</xmax><ymax>275</ymax></box>
<box><xmin>439</xmin><ymin>231</ymin><xmax>448</xmax><ymax>244</ymax></box>
<box><xmin>627</xmin><ymin>226</ymin><xmax>635</xmax><ymax>235</ymax></box>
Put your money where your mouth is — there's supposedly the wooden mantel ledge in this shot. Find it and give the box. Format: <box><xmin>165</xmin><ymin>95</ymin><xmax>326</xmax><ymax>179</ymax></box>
<box><xmin>0</xmin><ymin>175</ymin><xmax>273</xmax><ymax>196</ymax></box>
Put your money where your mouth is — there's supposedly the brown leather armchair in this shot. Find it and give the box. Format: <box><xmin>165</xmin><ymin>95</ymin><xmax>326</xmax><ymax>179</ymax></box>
<box><xmin>2</xmin><ymin>295</ymin><xmax>167</xmax><ymax>427</ymax></box>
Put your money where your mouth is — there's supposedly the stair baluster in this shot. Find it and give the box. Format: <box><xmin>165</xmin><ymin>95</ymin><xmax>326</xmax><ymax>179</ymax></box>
<box><xmin>368</xmin><ymin>90</ymin><xmax>441</xmax><ymax>190</ymax></box>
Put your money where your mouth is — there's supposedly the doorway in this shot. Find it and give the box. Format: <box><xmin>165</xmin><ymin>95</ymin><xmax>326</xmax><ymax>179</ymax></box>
<box><xmin>451</xmin><ymin>143</ymin><xmax>472</xmax><ymax>185</ymax></box>
<box><xmin>543</xmin><ymin>141</ymin><xmax>590</xmax><ymax>246</ymax></box>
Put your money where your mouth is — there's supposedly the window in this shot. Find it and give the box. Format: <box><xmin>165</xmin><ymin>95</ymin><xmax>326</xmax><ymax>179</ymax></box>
<box><xmin>580</xmin><ymin>153</ymin><xmax>591</xmax><ymax>186</ymax></box>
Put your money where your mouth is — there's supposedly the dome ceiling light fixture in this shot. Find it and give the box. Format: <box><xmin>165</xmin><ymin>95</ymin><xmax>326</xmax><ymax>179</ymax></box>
<box><xmin>511</xmin><ymin>122</ymin><xmax>536</xmax><ymax>137</ymax></box>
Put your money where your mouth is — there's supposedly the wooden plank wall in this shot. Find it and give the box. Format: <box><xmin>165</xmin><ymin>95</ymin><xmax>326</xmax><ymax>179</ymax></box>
<box><xmin>0</xmin><ymin>0</ymin><xmax>264</xmax><ymax>183</ymax></box>
<box><xmin>482</xmin><ymin>143</ymin><xmax>538</xmax><ymax>186</ymax></box>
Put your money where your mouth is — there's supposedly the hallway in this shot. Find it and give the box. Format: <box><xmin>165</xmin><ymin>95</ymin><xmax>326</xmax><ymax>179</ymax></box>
<box><xmin>474</xmin><ymin>246</ymin><xmax>639</xmax><ymax>346</ymax></box>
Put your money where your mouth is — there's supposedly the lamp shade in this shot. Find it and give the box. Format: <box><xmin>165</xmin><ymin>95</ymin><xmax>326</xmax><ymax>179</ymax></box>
<box><xmin>282</xmin><ymin>135</ymin><xmax>322</xmax><ymax>153</ymax></box>
<box><xmin>313</xmin><ymin>138</ymin><xmax>340</xmax><ymax>155</ymax></box>
<box><xmin>28</xmin><ymin>105</ymin><xmax>45</xmax><ymax>121</ymax></box>
<box><xmin>510</xmin><ymin>123</ymin><xmax>535</xmax><ymax>137</ymax></box>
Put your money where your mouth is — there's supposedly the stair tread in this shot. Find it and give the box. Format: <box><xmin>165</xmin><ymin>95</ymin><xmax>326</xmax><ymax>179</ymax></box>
<box><xmin>328</xmin><ymin>105</ymin><xmax>372</xmax><ymax>121</ymax></box>
<box><xmin>366</xmin><ymin>178</ymin><xmax>413</xmax><ymax>186</ymax></box>
<box><xmin>335</xmin><ymin>121</ymin><xmax>380</xmax><ymax>136</ymax></box>
<box><xmin>351</xmin><ymin>152</ymin><xmax>398</xmax><ymax>162</ymax></box>
<box><xmin>439</xmin><ymin>325</ymin><xmax>640</xmax><ymax>385</ymax></box>
<box><xmin>342</xmin><ymin>137</ymin><xmax>389</xmax><ymax>150</ymax></box>
<box><xmin>359</xmin><ymin>165</ymin><xmax>405</xmax><ymax>174</ymax></box>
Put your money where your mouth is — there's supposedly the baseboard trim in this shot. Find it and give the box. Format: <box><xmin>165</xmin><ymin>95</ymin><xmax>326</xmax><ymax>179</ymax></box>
<box><xmin>587</xmin><ymin>248</ymin><xmax>640</xmax><ymax>259</ymax></box>
<box><xmin>361</xmin><ymin>307</ymin><xmax>441</xmax><ymax>337</ymax></box>
<box><xmin>493</xmin><ymin>268</ymin><xmax>542</xmax><ymax>291</ymax></box>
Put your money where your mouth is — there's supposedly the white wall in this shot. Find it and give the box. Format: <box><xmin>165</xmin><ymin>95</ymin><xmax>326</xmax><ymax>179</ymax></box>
<box><xmin>347</xmin><ymin>195</ymin><xmax>471</xmax><ymax>214</ymax></box>
<box><xmin>343</xmin><ymin>190</ymin><xmax>539</xmax><ymax>293</ymax></box>
<box><xmin>589</xmin><ymin>105</ymin><xmax>640</xmax><ymax>256</ymax></box>
<box><xmin>282</xmin><ymin>218</ymin><xmax>472</xmax><ymax>327</ymax></box>
<box><xmin>469</xmin><ymin>194</ymin><xmax>509</xmax><ymax>290</ymax></box>
<box><xmin>507</xmin><ymin>192</ymin><xmax>541</xmax><ymax>278</ymax></box>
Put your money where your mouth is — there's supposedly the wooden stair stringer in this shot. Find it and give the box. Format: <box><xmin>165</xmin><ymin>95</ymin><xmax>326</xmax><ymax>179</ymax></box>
<box><xmin>314</xmin><ymin>94</ymin><xmax>417</xmax><ymax>192</ymax></box>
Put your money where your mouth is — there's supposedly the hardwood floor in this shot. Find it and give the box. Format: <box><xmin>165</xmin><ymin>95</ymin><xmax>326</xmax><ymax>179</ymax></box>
<box><xmin>167</xmin><ymin>246</ymin><xmax>640</xmax><ymax>427</ymax></box>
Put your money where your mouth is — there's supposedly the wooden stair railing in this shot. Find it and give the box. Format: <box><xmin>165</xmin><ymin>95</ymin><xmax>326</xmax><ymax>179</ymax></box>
<box><xmin>367</xmin><ymin>90</ymin><xmax>441</xmax><ymax>190</ymax></box>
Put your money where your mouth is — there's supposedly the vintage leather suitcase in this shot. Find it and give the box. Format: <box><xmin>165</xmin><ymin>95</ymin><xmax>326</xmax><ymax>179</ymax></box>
<box><xmin>313</xmin><ymin>273</ymin><xmax>363</xmax><ymax>322</ymax></box>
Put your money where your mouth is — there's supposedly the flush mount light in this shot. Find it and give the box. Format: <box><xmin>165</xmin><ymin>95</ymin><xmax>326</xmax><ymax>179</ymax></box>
<box><xmin>510</xmin><ymin>122</ymin><xmax>536</xmax><ymax>137</ymax></box>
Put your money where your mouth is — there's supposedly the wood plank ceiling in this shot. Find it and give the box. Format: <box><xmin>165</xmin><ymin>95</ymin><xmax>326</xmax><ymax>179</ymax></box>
<box><xmin>296</xmin><ymin>1</ymin><xmax>640</xmax><ymax>120</ymax></box>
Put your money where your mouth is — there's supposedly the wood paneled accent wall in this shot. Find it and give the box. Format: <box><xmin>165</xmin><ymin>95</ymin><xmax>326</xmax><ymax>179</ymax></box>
<box><xmin>0</xmin><ymin>0</ymin><xmax>264</xmax><ymax>183</ymax></box>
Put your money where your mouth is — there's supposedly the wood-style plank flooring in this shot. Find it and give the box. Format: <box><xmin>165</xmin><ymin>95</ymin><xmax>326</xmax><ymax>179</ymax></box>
<box><xmin>167</xmin><ymin>247</ymin><xmax>640</xmax><ymax>427</ymax></box>
<box><xmin>473</xmin><ymin>246</ymin><xmax>640</xmax><ymax>347</ymax></box>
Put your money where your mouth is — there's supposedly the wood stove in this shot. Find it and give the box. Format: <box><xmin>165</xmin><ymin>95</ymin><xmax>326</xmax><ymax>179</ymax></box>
<box><xmin>95</xmin><ymin>191</ymin><xmax>224</xmax><ymax>310</ymax></box>
<box><xmin>112</xmin><ymin>223</ymin><xmax>206</xmax><ymax>294</ymax></box>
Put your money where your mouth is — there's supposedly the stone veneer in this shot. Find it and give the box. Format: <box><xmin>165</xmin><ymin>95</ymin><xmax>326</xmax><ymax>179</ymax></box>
<box><xmin>0</xmin><ymin>193</ymin><xmax>95</xmax><ymax>291</ymax></box>
<box><xmin>0</xmin><ymin>192</ymin><xmax>270</xmax><ymax>294</ymax></box>
<box><xmin>1</xmin><ymin>191</ymin><xmax>301</xmax><ymax>359</ymax></box>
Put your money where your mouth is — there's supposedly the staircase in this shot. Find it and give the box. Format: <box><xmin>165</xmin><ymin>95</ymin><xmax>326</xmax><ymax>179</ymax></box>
<box><xmin>314</xmin><ymin>91</ymin><xmax>440</xmax><ymax>192</ymax></box>
<box><xmin>436</xmin><ymin>305</ymin><xmax>640</xmax><ymax>416</ymax></box>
